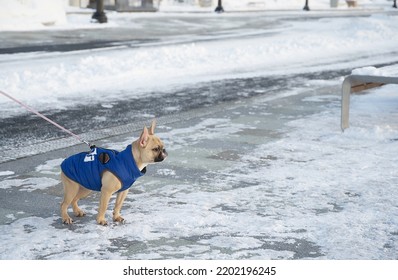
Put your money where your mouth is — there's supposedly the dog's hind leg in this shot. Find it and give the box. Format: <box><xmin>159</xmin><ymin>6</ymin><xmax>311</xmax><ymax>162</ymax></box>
<box><xmin>72</xmin><ymin>187</ymin><xmax>92</xmax><ymax>218</ymax></box>
<box><xmin>60</xmin><ymin>172</ymin><xmax>80</xmax><ymax>224</ymax></box>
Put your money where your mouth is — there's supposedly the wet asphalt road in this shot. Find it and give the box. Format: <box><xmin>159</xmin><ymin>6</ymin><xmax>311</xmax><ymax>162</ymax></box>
<box><xmin>0</xmin><ymin>70</ymin><xmax>344</xmax><ymax>151</ymax></box>
<box><xmin>3</xmin><ymin>64</ymin><xmax>398</xmax><ymax>153</ymax></box>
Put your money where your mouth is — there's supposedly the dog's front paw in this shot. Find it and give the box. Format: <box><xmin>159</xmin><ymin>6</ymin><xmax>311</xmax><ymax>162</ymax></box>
<box><xmin>96</xmin><ymin>217</ymin><xmax>108</xmax><ymax>226</ymax></box>
<box><xmin>62</xmin><ymin>216</ymin><xmax>73</xmax><ymax>225</ymax></box>
<box><xmin>113</xmin><ymin>215</ymin><xmax>125</xmax><ymax>224</ymax></box>
<box><xmin>74</xmin><ymin>209</ymin><xmax>86</xmax><ymax>217</ymax></box>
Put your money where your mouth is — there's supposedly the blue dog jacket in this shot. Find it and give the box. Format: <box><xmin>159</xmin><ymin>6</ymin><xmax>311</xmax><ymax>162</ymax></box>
<box><xmin>61</xmin><ymin>145</ymin><xmax>146</xmax><ymax>192</ymax></box>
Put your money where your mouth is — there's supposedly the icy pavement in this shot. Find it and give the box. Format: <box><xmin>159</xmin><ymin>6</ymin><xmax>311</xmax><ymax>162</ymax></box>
<box><xmin>1</xmin><ymin>74</ymin><xmax>398</xmax><ymax>259</ymax></box>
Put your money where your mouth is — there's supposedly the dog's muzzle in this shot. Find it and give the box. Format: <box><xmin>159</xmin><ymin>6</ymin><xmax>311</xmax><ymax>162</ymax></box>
<box><xmin>155</xmin><ymin>149</ymin><xmax>168</xmax><ymax>162</ymax></box>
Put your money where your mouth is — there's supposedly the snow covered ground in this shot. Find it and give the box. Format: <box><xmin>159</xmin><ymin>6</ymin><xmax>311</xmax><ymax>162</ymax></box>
<box><xmin>1</xmin><ymin>1</ymin><xmax>398</xmax><ymax>260</ymax></box>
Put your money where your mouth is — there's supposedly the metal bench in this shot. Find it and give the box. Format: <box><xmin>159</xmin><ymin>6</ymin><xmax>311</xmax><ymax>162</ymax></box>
<box><xmin>341</xmin><ymin>75</ymin><xmax>398</xmax><ymax>131</ymax></box>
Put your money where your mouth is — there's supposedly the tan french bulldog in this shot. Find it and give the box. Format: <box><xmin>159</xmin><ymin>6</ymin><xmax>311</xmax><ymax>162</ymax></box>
<box><xmin>60</xmin><ymin>120</ymin><xmax>167</xmax><ymax>226</ymax></box>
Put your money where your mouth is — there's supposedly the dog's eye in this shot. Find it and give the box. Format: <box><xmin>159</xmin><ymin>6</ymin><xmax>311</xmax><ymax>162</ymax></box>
<box><xmin>152</xmin><ymin>147</ymin><xmax>160</xmax><ymax>152</ymax></box>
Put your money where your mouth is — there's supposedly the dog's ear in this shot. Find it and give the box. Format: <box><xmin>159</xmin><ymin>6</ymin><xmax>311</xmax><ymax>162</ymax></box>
<box><xmin>139</xmin><ymin>126</ymin><xmax>149</xmax><ymax>147</ymax></box>
<box><xmin>149</xmin><ymin>119</ymin><xmax>156</xmax><ymax>135</ymax></box>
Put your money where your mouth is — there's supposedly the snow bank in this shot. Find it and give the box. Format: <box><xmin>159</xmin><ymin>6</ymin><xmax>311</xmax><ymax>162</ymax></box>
<box><xmin>351</xmin><ymin>66</ymin><xmax>389</xmax><ymax>76</ymax></box>
<box><xmin>0</xmin><ymin>0</ymin><xmax>66</xmax><ymax>30</ymax></box>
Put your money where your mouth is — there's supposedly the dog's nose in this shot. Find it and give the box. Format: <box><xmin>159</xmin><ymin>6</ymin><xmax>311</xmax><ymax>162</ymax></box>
<box><xmin>155</xmin><ymin>149</ymin><xmax>168</xmax><ymax>162</ymax></box>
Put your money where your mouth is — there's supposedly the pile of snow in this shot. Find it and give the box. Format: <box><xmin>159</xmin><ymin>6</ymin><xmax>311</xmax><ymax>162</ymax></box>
<box><xmin>351</xmin><ymin>66</ymin><xmax>389</xmax><ymax>76</ymax></box>
<box><xmin>0</xmin><ymin>0</ymin><xmax>66</xmax><ymax>30</ymax></box>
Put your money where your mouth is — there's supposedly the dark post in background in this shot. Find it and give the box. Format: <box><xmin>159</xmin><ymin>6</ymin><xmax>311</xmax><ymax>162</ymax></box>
<box><xmin>303</xmin><ymin>0</ymin><xmax>310</xmax><ymax>11</ymax></box>
<box><xmin>92</xmin><ymin>0</ymin><xmax>108</xmax><ymax>23</ymax></box>
<box><xmin>215</xmin><ymin>0</ymin><xmax>224</xmax><ymax>13</ymax></box>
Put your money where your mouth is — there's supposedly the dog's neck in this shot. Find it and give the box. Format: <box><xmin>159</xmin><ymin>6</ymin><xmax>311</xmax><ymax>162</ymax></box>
<box><xmin>131</xmin><ymin>141</ymin><xmax>148</xmax><ymax>172</ymax></box>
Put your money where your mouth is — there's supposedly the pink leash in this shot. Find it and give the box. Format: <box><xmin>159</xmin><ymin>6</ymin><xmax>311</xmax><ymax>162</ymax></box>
<box><xmin>0</xmin><ymin>90</ymin><xmax>93</xmax><ymax>148</ymax></box>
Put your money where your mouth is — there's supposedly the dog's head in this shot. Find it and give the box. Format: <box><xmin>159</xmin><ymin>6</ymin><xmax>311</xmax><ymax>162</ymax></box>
<box><xmin>135</xmin><ymin>120</ymin><xmax>167</xmax><ymax>166</ymax></box>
